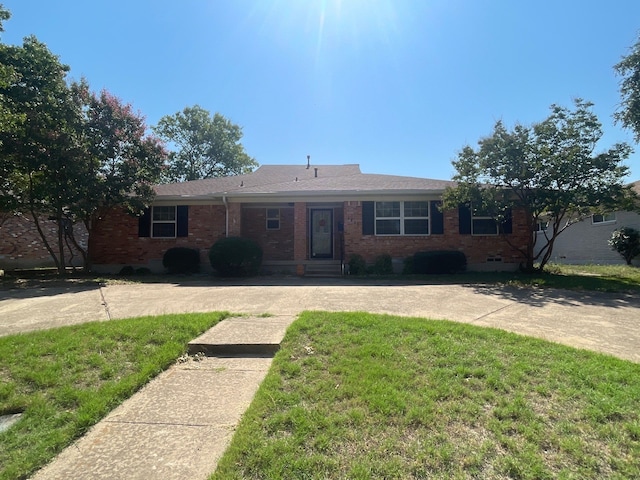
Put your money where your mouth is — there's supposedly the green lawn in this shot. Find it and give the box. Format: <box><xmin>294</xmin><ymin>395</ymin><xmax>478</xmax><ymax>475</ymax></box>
<box><xmin>481</xmin><ymin>263</ymin><xmax>640</xmax><ymax>293</ymax></box>
<box><xmin>0</xmin><ymin>312</ymin><xmax>226</xmax><ymax>480</ymax></box>
<box><xmin>1</xmin><ymin>264</ymin><xmax>639</xmax><ymax>479</ymax></box>
<box><xmin>213</xmin><ymin>311</ymin><xmax>640</xmax><ymax>480</ymax></box>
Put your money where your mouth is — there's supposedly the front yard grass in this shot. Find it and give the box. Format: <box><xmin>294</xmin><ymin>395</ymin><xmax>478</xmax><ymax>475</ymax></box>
<box><xmin>0</xmin><ymin>312</ymin><xmax>226</xmax><ymax>480</ymax></box>
<box><xmin>214</xmin><ymin>311</ymin><xmax>640</xmax><ymax>479</ymax></box>
<box><xmin>487</xmin><ymin>263</ymin><xmax>640</xmax><ymax>293</ymax></box>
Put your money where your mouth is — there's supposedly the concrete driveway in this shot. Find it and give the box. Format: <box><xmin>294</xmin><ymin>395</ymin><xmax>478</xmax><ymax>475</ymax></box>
<box><xmin>1</xmin><ymin>277</ymin><xmax>638</xmax><ymax>363</ymax></box>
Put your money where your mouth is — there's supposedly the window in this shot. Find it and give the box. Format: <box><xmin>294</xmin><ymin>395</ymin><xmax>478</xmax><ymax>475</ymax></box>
<box><xmin>592</xmin><ymin>213</ymin><xmax>616</xmax><ymax>224</ymax></box>
<box><xmin>458</xmin><ymin>204</ymin><xmax>512</xmax><ymax>235</ymax></box>
<box><xmin>375</xmin><ymin>201</ymin><xmax>429</xmax><ymax>235</ymax></box>
<box><xmin>266</xmin><ymin>208</ymin><xmax>280</xmax><ymax>230</ymax></box>
<box><xmin>536</xmin><ymin>220</ymin><xmax>549</xmax><ymax>233</ymax></box>
<box><xmin>152</xmin><ymin>206</ymin><xmax>176</xmax><ymax>238</ymax></box>
<box><xmin>471</xmin><ymin>206</ymin><xmax>498</xmax><ymax>235</ymax></box>
<box><xmin>139</xmin><ymin>206</ymin><xmax>188</xmax><ymax>238</ymax></box>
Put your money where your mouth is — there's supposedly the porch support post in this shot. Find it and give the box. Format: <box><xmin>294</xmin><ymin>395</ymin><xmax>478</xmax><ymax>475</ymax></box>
<box><xmin>293</xmin><ymin>202</ymin><xmax>307</xmax><ymax>276</ymax></box>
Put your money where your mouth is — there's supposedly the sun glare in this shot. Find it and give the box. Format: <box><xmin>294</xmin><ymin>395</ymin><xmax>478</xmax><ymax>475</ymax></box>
<box><xmin>251</xmin><ymin>0</ymin><xmax>401</xmax><ymax>58</ymax></box>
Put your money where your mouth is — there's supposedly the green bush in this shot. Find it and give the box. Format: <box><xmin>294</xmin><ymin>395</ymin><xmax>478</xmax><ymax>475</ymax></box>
<box><xmin>209</xmin><ymin>237</ymin><xmax>263</xmax><ymax>277</ymax></box>
<box><xmin>402</xmin><ymin>256</ymin><xmax>414</xmax><ymax>274</ymax></box>
<box><xmin>412</xmin><ymin>250</ymin><xmax>467</xmax><ymax>274</ymax></box>
<box><xmin>373</xmin><ymin>254</ymin><xmax>393</xmax><ymax>275</ymax></box>
<box><xmin>609</xmin><ymin>227</ymin><xmax>640</xmax><ymax>265</ymax></box>
<box><xmin>118</xmin><ymin>265</ymin><xmax>135</xmax><ymax>276</ymax></box>
<box><xmin>163</xmin><ymin>247</ymin><xmax>200</xmax><ymax>274</ymax></box>
<box><xmin>348</xmin><ymin>254</ymin><xmax>367</xmax><ymax>276</ymax></box>
<box><xmin>135</xmin><ymin>267</ymin><xmax>151</xmax><ymax>275</ymax></box>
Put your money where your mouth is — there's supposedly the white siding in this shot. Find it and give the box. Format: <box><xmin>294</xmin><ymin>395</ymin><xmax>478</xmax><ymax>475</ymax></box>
<box><xmin>535</xmin><ymin>211</ymin><xmax>640</xmax><ymax>265</ymax></box>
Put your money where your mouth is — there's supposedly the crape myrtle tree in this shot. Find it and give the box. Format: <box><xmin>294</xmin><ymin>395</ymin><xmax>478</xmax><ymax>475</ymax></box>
<box><xmin>153</xmin><ymin>105</ymin><xmax>257</xmax><ymax>183</ymax></box>
<box><xmin>443</xmin><ymin>99</ymin><xmax>635</xmax><ymax>272</ymax></box>
<box><xmin>0</xmin><ymin>8</ymin><xmax>166</xmax><ymax>273</ymax></box>
<box><xmin>72</xmin><ymin>83</ymin><xmax>166</xmax><ymax>270</ymax></box>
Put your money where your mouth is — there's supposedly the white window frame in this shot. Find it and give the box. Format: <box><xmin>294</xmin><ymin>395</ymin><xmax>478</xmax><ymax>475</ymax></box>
<box><xmin>375</xmin><ymin>201</ymin><xmax>429</xmax><ymax>236</ymax></box>
<box><xmin>266</xmin><ymin>208</ymin><xmax>280</xmax><ymax>230</ymax></box>
<box><xmin>592</xmin><ymin>213</ymin><xmax>616</xmax><ymax>225</ymax></box>
<box><xmin>471</xmin><ymin>205</ymin><xmax>499</xmax><ymax>235</ymax></box>
<box><xmin>151</xmin><ymin>206</ymin><xmax>177</xmax><ymax>238</ymax></box>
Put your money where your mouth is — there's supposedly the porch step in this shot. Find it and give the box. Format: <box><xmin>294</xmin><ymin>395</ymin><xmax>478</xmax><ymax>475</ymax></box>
<box><xmin>188</xmin><ymin>316</ymin><xmax>295</xmax><ymax>357</ymax></box>
<box><xmin>305</xmin><ymin>261</ymin><xmax>343</xmax><ymax>277</ymax></box>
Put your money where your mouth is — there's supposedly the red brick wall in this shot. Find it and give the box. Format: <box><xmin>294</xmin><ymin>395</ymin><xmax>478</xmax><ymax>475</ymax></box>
<box><xmin>241</xmin><ymin>207</ymin><xmax>294</xmax><ymax>261</ymax></box>
<box><xmin>90</xmin><ymin>205</ymin><xmax>226</xmax><ymax>270</ymax></box>
<box><xmin>90</xmin><ymin>200</ymin><xmax>531</xmax><ymax>273</ymax></box>
<box><xmin>343</xmin><ymin>201</ymin><xmax>529</xmax><ymax>269</ymax></box>
<box><xmin>0</xmin><ymin>213</ymin><xmax>88</xmax><ymax>269</ymax></box>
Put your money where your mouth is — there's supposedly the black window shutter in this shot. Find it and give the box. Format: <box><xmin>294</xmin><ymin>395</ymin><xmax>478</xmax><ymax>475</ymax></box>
<box><xmin>177</xmin><ymin>205</ymin><xmax>189</xmax><ymax>237</ymax></box>
<box><xmin>458</xmin><ymin>205</ymin><xmax>471</xmax><ymax>234</ymax></box>
<box><xmin>500</xmin><ymin>208</ymin><xmax>513</xmax><ymax>234</ymax></box>
<box><xmin>430</xmin><ymin>200</ymin><xmax>444</xmax><ymax>234</ymax></box>
<box><xmin>138</xmin><ymin>208</ymin><xmax>151</xmax><ymax>237</ymax></box>
<box><xmin>362</xmin><ymin>201</ymin><xmax>374</xmax><ymax>235</ymax></box>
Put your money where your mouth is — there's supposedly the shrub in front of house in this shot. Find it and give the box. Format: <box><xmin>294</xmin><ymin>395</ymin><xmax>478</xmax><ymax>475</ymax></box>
<box><xmin>348</xmin><ymin>254</ymin><xmax>367</xmax><ymax>276</ymax></box>
<box><xmin>403</xmin><ymin>256</ymin><xmax>415</xmax><ymax>274</ymax></box>
<box><xmin>163</xmin><ymin>247</ymin><xmax>200</xmax><ymax>274</ymax></box>
<box><xmin>118</xmin><ymin>265</ymin><xmax>135</xmax><ymax>276</ymax></box>
<box><xmin>411</xmin><ymin>250</ymin><xmax>467</xmax><ymax>274</ymax></box>
<box><xmin>373</xmin><ymin>253</ymin><xmax>393</xmax><ymax>275</ymax></box>
<box><xmin>209</xmin><ymin>237</ymin><xmax>263</xmax><ymax>277</ymax></box>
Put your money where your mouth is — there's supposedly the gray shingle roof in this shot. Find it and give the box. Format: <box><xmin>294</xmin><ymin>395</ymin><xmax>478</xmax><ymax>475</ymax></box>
<box><xmin>154</xmin><ymin>164</ymin><xmax>454</xmax><ymax>199</ymax></box>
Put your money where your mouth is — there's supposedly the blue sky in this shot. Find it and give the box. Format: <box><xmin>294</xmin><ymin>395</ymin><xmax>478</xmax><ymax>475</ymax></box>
<box><xmin>3</xmin><ymin>0</ymin><xmax>640</xmax><ymax>181</ymax></box>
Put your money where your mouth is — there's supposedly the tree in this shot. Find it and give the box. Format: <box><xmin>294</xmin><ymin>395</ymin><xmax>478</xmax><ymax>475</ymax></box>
<box><xmin>153</xmin><ymin>105</ymin><xmax>257</xmax><ymax>183</ymax></box>
<box><xmin>609</xmin><ymin>227</ymin><xmax>640</xmax><ymax>265</ymax></box>
<box><xmin>443</xmin><ymin>99</ymin><xmax>635</xmax><ymax>272</ymax></box>
<box><xmin>69</xmin><ymin>84</ymin><xmax>166</xmax><ymax>270</ymax></box>
<box><xmin>615</xmin><ymin>35</ymin><xmax>640</xmax><ymax>142</ymax></box>
<box><xmin>0</xmin><ymin>13</ymin><xmax>166</xmax><ymax>273</ymax></box>
<box><xmin>0</xmin><ymin>34</ymin><xmax>85</xmax><ymax>273</ymax></box>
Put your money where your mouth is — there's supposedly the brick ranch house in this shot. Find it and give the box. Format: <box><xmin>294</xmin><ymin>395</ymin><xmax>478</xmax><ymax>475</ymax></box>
<box><xmin>89</xmin><ymin>164</ymin><xmax>531</xmax><ymax>275</ymax></box>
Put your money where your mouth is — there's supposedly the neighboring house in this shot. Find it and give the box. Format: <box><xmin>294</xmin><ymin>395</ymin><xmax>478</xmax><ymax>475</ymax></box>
<box><xmin>534</xmin><ymin>180</ymin><xmax>640</xmax><ymax>266</ymax></box>
<box><xmin>89</xmin><ymin>164</ymin><xmax>531</xmax><ymax>275</ymax></box>
<box><xmin>0</xmin><ymin>213</ymin><xmax>88</xmax><ymax>270</ymax></box>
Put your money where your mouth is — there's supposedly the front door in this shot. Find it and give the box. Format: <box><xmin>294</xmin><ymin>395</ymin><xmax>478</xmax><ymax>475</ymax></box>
<box><xmin>310</xmin><ymin>209</ymin><xmax>333</xmax><ymax>258</ymax></box>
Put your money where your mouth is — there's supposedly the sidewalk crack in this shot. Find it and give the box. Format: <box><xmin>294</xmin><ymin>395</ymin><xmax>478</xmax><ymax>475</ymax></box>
<box><xmin>471</xmin><ymin>303</ymin><xmax>513</xmax><ymax>323</ymax></box>
<box><xmin>99</xmin><ymin>284</ymin><xmax>111</xmax><ymax>321</ymax></box>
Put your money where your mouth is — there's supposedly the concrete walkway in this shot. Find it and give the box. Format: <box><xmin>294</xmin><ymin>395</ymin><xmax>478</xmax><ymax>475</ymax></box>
<box><xmin>1</xmin><ymin>278</ymin><xmax>639</xmax><ymax>362</ymax></box>
<box><xmin>31</xmin><ymin>315</ymin><xmax>295</xmax><ymax>480</ymax></box>
<box><xmin>0</xmin><ymin>278</ymin><xmax>638</xmax><ymax>479</ymax></box>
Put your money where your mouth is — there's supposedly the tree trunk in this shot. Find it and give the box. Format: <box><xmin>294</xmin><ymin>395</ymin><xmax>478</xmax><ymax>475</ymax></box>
<box><xmin>30</xmin><ymin>208</ymin><xmax>62</xmax><ymax>273</ymax></box>
<box><xmin>56</xmin><ymin>208</ymin><xmax>67</xmax><ymax>275</ymax></box>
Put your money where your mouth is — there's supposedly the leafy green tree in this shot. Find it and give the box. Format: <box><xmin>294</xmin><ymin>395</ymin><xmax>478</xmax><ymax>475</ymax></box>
<box><xmin>443</xmin><ymin>99</ymin><xmax>635</xmax><ymax>272</ymax></box>
<box><xmin>0</xmin><ymin>34</ymin><xmax>84</xmax><ymax>273</ymax></box>
<box><xmin>609</xmin><ymin>227</ymin><xmax>640</xmax><ymax>265</ymax></box>
<box><xmin>153</xmin><ymin>105</ymin><xmax>257</xmax><ymax>182</ymax></box>
<box><xmin>0</xmin><ymin>11</ymin><xmax>165</xmax><ymax>273</ymax></box>
<box><xmin>615</xmin><ymin>35</ymin><xmax>640</xmax><ymax>142</ymax></box>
